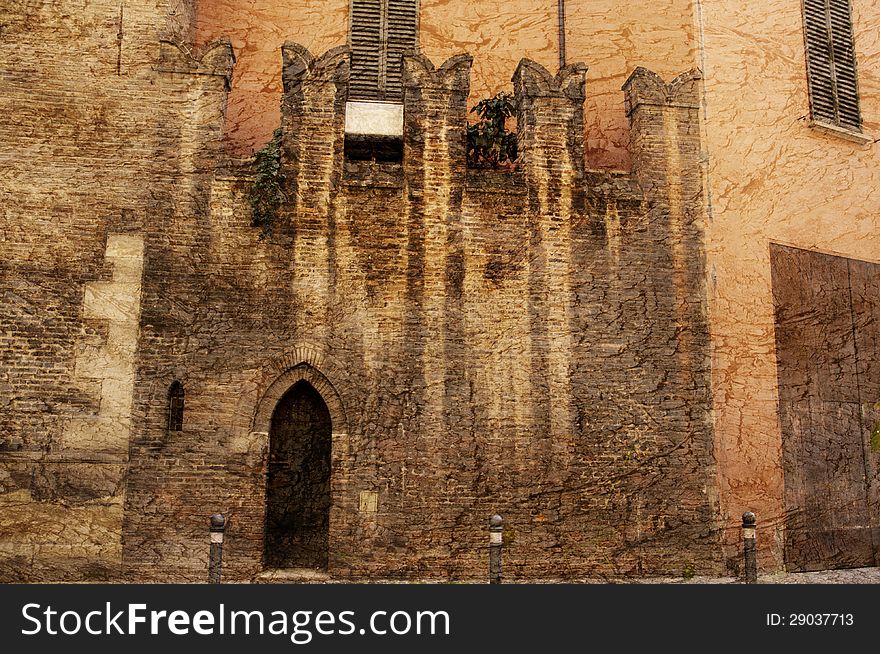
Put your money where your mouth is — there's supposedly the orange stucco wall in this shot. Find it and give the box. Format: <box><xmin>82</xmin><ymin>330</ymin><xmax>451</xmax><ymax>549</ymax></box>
<box><xmin>700</xmin><ymin>0</ymin><xmax>880</xmax><ymax>568</ymax></box>
<box><xmin>195</xmin><ymin>0</ymin><xmax>697</xmax><ymax>168</ymax></box>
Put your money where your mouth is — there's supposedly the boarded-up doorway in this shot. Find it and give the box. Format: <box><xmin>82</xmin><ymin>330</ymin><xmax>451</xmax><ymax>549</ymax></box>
<box><xmin>264</xmin><ymin>380</ymin><xmax>332</xmax><ymax>569</ymax></box>
<box><xmin>771</xmin><ymin>244</ymin><xmax>880</xmax><ymax>571</ymax></box>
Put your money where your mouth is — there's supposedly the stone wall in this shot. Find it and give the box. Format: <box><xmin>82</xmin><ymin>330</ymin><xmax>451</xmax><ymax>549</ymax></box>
<box><xmin>118</xmin><ymin>45</ymin><xmax>721</xmax><ymax>580</ymax></box>
<box><xmin>2</xmin><ymin>2</ymin><xmax>722</xmax><ymax>581</ymax></box>
<box><xmin>3</xmin><ymin>1</ymin><xmax>878</xmax><ymax>583</ymax></box>
<box><xmin>0</xmin><ymin>0</ymin><xmax>233</xmax><ymax>580</ymax></box>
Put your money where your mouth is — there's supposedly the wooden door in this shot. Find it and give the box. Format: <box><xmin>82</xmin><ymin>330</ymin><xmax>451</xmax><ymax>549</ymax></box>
<box><xmin>771</xmin><ymin>244</ymin><xmax>878</xmax><ymax>571</ymax></box>
<box><xmin>264</xmin><ymin>381</ymin><xmax>332</xmax><ymax>569</ymax></box>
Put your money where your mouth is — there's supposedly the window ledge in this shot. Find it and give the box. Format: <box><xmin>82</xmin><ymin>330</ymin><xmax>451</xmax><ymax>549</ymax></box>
<box><xmin>809</xmin><ymin>121</ymin><xmax>874</xmax><ymax>145</ymax></box>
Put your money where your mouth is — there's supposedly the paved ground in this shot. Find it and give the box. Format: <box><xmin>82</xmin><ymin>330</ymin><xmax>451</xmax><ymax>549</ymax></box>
<box><xmin>250</xmin><ymin>567</ymin><xmax>880</xmax><ymax>584</ymax></box>
<box><xmin>548</xmin><ymin>567</ymin><xmax>880</xmax><ymax>584</ymax></box>
<box><xmin>722</xmin><ymin>566</ymin><xmax>880</xmax><ymax>584</ymax></box>
<box><xmin>523</xmin><ymin>568</ymin><xmax>880</xmax><ymax>584</ymax></box>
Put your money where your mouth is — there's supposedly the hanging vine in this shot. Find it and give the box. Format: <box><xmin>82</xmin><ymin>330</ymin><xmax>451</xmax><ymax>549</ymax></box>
<box><xmin>248</xmin><ymin>127</ymin><xmax>286</xmax><ymax>238</ymax></box>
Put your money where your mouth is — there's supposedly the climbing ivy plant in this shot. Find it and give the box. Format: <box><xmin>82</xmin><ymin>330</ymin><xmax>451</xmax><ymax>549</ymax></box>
<box><xmin>249</xmin><ymin>127</ymin><xmax>285</xmax><ymax>238</ymax></box>
<box><xmin>466</xmin><ymin>92</ymin><xmax>518</xmax><ymax>169</ymax></box>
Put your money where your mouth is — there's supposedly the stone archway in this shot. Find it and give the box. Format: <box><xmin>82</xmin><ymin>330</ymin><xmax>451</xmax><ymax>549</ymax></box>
<box><xmin>251</xmin><ymin>361</ymin><xmax>348</xmax><ymax>571</ymax></box>
<box><xmin>264</xmin><ymin>380</ymin><xmax>332</xmax><ymax>569</ymax></box>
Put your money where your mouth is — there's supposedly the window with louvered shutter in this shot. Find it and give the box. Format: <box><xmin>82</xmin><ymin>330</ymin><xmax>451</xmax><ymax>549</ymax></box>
<box><xmin>803</xmin><ymin>0</ymin><xmax>862</xmax><ymax>132</ymax></box>
<box><xmin>349</xmin><ymin>0</ymin><xmax>418</xmax><ymax>101</ymax></box>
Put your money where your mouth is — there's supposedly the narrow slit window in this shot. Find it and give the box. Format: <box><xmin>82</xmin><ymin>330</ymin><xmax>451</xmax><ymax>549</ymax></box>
<box><xmin>168</xmin><ymin>381</ymin><xmax>184</xmax><ymax>432</ymax></box>
<box><xmin>803</xmin><ymin>0</ymin><xmax>862</xmax><ymax>132</ymax></box>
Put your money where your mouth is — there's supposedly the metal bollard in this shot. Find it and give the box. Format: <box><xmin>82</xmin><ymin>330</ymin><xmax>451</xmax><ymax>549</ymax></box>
<box><xmin>489</xmin><ymin>514</ymin><xmax>503</xmax><ymax>584</ymax></box>
<box><xmin>208</xmin><ymin>513</ymin><xmax>226</xmax><ymax>584</ymax></box>
<box><xmin>742</xmin><ymin>511</ymin><xmax>757</xmax><ymax>584</ymax></box>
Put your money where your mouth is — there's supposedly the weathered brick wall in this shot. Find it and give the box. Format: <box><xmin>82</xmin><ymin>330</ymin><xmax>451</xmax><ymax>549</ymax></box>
<box><xmin>118</xmin><ymin>45</ymin><xmax>721</xmax><ymax>581</ymax></box>
<box><xmin>0</xmin><ymin>0</ymin><xmax>232</xmax><ymax>580</ymax></box>
<box><xmin>2</xmin><ymin>2</ymin><xmax>720</xmax><ymax>581</ymax></box>
<box><xmin>5</xmin><ymin>3</ymin><xmax>876</xmax><ymax>584</ymax></box>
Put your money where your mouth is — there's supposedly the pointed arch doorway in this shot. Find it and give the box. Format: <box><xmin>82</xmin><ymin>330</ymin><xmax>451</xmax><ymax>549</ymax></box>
<box><xmin>264</xmin><ymin>380</ymin><xmax>332</xmax><ymax>569</ymax></box>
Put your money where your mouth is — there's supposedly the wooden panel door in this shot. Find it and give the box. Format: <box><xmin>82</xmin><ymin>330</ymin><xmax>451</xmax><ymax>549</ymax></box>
<box><xmin>849</xmin><ymin>259</ymin><xmax>880</xmax><ymax>559</ymax></box>
<box><xmin>771</xmin><ymin>244</ymin><xmax>877</xmax><ymax>571</ymax></box>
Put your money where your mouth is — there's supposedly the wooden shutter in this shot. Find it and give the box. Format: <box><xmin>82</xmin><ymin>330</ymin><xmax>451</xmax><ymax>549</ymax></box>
<box><xmin>803</xmin><ymin>0</ymin><xmax>862</xmax><ymax>131</ymax></box>
<box><xmin>349</xmin><ymin>0</ymin><xmax>418</xmax><ymax>101</ymax></box>
<box><xmin>383</xmin><ymin>0</ymin><xmax>419</xmax><ymax>99</ymax></box>
<box><xmin>350</xmin><ymin>0</ymin><xmax>383</xmax><ymax>100</ymax></box>
<box><xmin>827</xmin><ymin>0</ymin><xmax>860</xmax><ymax>130</ymax></box>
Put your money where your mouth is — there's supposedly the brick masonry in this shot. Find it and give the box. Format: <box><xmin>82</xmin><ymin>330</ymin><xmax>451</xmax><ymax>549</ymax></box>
<box><xmin>1</xmin><ymin>4</ymin><xmax>723</xmax><ymax>581</ymax></box>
